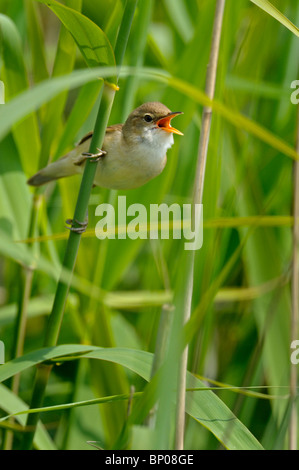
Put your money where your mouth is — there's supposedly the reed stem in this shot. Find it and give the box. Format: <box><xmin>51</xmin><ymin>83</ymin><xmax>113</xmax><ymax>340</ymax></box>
<box><xmin>22</xmin><ymin>0</ymin><xmax>138</xmax><ymax>449</ymax></box>
<box><xmin>174</xmin><ymin>0</ymin><xmax>226</xmax><ymax>450</ymax></box>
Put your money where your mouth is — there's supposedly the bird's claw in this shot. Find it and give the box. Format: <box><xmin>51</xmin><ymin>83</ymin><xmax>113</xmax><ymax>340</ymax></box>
<box><xmin>82</xmin><ymin>148</ymin><xmax>106</xmax><ymax>162</ymax></box>
<box><xmin>65</xmin><ymin>218</ymin><xmax>88</xmax><ymax>234</ymax></box>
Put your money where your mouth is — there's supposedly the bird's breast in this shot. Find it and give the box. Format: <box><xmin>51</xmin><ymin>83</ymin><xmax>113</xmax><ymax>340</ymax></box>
<box><xmin>94</xmin><ymin>132</ymin><xmax>172</xmax><ymax>190</ymax></box>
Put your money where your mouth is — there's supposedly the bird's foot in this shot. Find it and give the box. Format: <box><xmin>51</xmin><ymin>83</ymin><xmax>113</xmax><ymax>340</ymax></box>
<box><xmin>82</xmin><ymin>148</ymin><xmax>107</xmax><ymax>163</ymax></box>
<box><xmin>65</xmin><ymin>217</ymin><xmax>88</xmax><ymax>234</ymax></box>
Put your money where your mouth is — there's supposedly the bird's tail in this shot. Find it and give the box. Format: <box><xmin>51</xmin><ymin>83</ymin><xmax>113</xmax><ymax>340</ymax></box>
<box><xmin>27</xmin><ymin>152</ymin><xmax>79</xmax><ymax>186</ymax></box>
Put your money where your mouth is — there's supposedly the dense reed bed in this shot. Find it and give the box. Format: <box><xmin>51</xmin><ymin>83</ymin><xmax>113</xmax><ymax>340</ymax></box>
<box><xmin>0</xmin><ymin>0</ymin><xmax>298</xmax><ymax>450</ymax></box>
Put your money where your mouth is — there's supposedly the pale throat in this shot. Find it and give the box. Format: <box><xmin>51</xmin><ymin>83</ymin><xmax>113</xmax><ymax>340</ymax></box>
<box><xmin>131</xmin><ymin>127</ymin><xmax>174</xmax><ymax>161</ymax></box>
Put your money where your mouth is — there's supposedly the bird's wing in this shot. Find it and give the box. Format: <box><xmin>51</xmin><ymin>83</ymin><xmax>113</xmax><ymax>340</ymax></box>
<box><xmin>78</xmin><ymin>131</ymin><xmax>93</xmax><ymax>145</ymax></box>
<box><xmin>74</xmin><ymin>125</ymin><xmax>123</xmax><ymax>166</ymax></box>
<box><xmin>78</xmin><ymin>124</ymin><xmax>123</xmax><ymax>146</ymax></box>
<box><xmin>106</xmin><ymin>124</ymin><xmax>123</xmax><ymax>133</ymax></box>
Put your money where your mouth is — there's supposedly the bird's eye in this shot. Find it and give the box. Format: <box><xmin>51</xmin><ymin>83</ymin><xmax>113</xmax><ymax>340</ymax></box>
<box><xmin>144</xmin><ymin>114</ymin><xmax>153</xmax><ymax>123</ymax></box>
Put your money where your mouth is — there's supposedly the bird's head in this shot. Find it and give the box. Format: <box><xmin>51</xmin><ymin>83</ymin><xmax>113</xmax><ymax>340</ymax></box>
<box><xmin>123</xmin><ymin>102</ymin><xmax>183</xmax><ymax>146</ymax></box>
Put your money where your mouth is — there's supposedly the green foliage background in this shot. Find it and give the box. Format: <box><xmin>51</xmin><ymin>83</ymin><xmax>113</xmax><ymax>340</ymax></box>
<box><xmin>0</xmin><ymin>0</ymin><xmax>298</xmax><ymax>450</ymax></box>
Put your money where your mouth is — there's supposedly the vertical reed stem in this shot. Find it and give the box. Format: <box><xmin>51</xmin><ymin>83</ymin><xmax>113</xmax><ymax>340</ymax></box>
<box><xmin>22</xmin><ymin>0</ymin><xmax>138</xmax><ymax>449</ymax></box>
<box><xmin>22</xmin><ymin>81</ymin><xmax>116</xmax><ymax>451</ymax></box>
<box><xmin>3</xmin><ymin>191</ymin><xmax>41</xmax><ymax>450</ymax></box>
<box><xmin>174</xmin><ymin>0</ymin><xmax>226</xmax><ymax>450</ymax></box>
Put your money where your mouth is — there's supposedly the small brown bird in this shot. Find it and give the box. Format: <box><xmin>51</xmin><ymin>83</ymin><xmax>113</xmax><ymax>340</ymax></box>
<box><xmin>27</xmin><ymin>102</ymin><xmax>183</xmax><ymax>190</ymax></box>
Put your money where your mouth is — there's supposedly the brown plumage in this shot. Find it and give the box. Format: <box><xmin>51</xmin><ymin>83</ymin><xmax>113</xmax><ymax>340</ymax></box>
<box><xmin>27</xmin><ymin>102</ymin><xmax>183</xmax><ymax>190</ymax></box>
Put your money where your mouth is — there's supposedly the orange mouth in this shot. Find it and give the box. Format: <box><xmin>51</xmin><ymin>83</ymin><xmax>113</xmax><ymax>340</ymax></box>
<box><xmin>156</xmin><ymin>112</ymin><xmax>183</xmax><ymax>135</ymax></box>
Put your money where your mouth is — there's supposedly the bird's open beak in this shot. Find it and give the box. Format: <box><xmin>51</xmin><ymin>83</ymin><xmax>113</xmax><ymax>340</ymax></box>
<box><xmin>156</xmin><ymin>112</ymin><xmax>184</xmax><ymax>136</ymax></box>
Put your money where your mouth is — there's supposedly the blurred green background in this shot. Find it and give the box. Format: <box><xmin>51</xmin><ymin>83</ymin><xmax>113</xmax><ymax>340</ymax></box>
<box><xmin>0</xmin><ymin>0</ymin><xmax>298</xmax><ymax>450</ymax></box>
